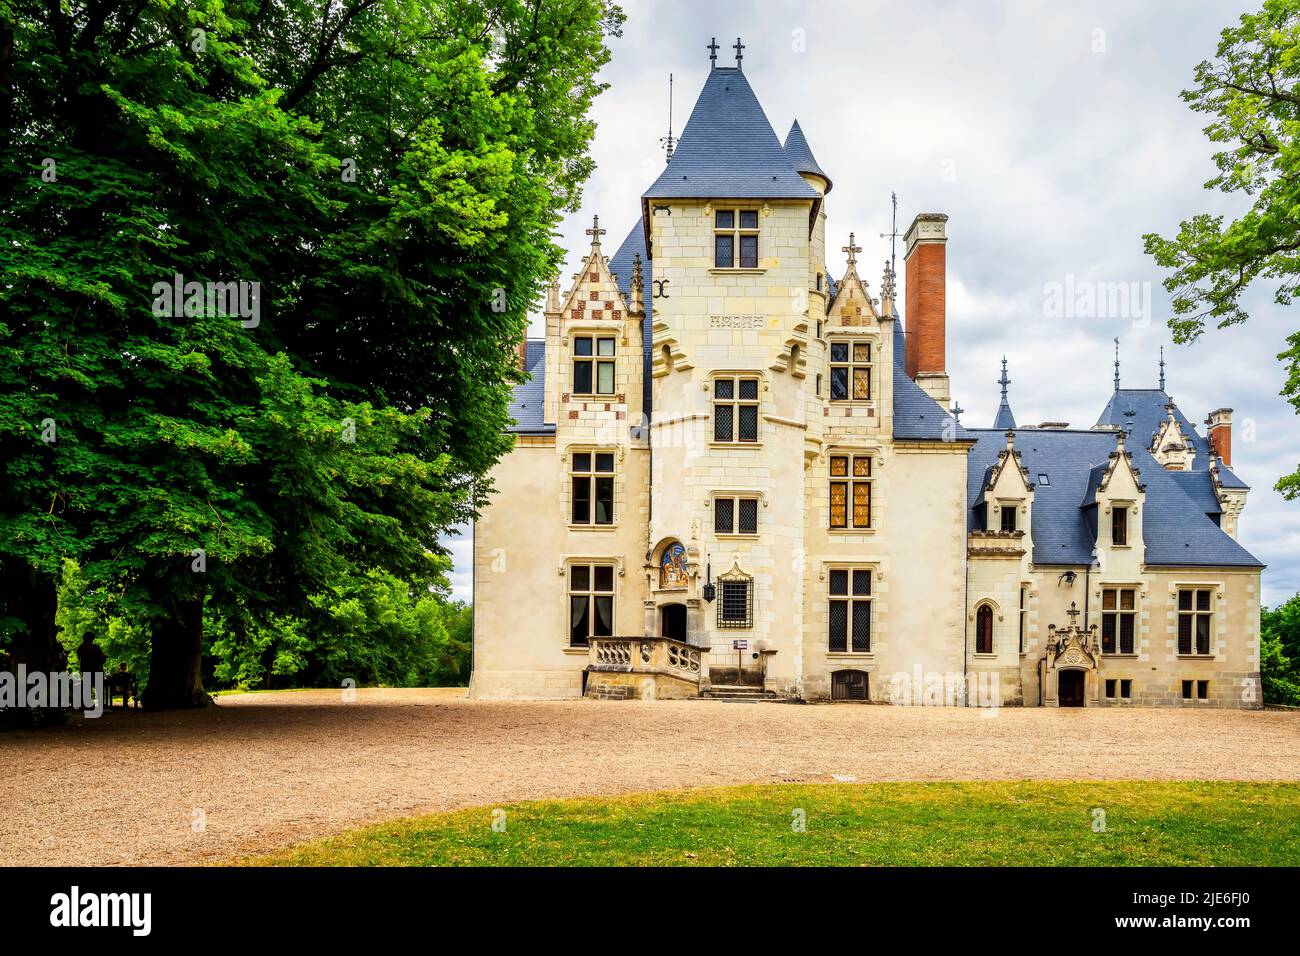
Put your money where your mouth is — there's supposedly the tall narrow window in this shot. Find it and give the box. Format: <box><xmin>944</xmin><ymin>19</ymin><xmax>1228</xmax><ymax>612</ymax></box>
<box><xmin>829</xmin><ymin>342</ymin><xmax>871</xmax><ymax>400</ymax></box>
<box><xmin>976</xmin><ymin>604</ymin><xmax>994</xmax><ymax>654</ymax></box>
<box><xmin>573</xmin><ymin>336</ymin><xmax>615</xmax><ymax>395</ymax></box>
<box><xmin>1101</xmin><ymin>587</ymin><xmax>1136</xmax><ymax>654</ymax></box>
<box><xmin>571</xmin><ymin>452</ymin><xmax>614</xmax><ymax>525</ymax></box>
<box><xmin>829</xmin><ymin>454</ymin><xmax>872</xmax><ymax>529</ymax></box>
<box><xmin>1178</xmin><ymin>588</ymin><xmax>1213</xmax><ymax>655</ymax></box>
<box><xmin>1000</xmin><ymin>505</ymin><xmax>1017</xmax><ymax>533</ymax></box>
<box><xmin>714</xmin><ymin>209</ymin><xmax>759</xmax><ymax>268</ymax></box>
<box><xmin>1018</xmin><ymin>586</ymin><xmax>1027</xmax><ymax>653</ymax></box>
<box><xmin>828</xmin><ymin>569</ymin><xmax>871</xmax><ymax>653</ymax></box>
<box><xmin>568</xmin><ymin>563</ymin><xmax>614</xmax><ymax>647</ymax></box>
<box><xmin>713</xmin><ymin>376</ymin><xmax>760</xmax><ymax>443</ymax></box>
<box><xmin>1112</xmin><ymin>506</ymin><xmax>1129</xmax><ymax>546</ymax></box>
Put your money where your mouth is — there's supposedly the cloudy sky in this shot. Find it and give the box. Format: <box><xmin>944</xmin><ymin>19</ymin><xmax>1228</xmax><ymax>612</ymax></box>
<box><xmin>445</xmin><ymin>0</ymin><xmax>1300</xmax><ymax>607</ymax></box>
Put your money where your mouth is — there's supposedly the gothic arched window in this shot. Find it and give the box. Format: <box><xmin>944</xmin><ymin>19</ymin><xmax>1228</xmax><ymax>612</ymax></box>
<box><xmin>976</xmin><ymin>604</ymin><xmax>994</xmax><ymax>654</ymax></box>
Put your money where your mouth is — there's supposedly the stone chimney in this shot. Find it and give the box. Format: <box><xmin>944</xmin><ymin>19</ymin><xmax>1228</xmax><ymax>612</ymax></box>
<box><xmin>1207</xmin><ymin>408</ymin><xmax>1233</xmax><ymax>466</ymax></box>
<box><xmin>904</xmin><ymin>213</ymin><xmax>950</xmax><ymax>408</ymax></box>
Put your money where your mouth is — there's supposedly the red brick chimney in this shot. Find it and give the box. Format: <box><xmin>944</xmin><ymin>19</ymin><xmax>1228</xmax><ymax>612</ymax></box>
<box><xmin>903</xmin><ymin>213</ymin><xmax>951</xmax><ymax>408</ymax></box>
<box><xmin>1207</xmin><ymin>408</ymin><xmax>1232</xmax><ymax>466</ymax></box>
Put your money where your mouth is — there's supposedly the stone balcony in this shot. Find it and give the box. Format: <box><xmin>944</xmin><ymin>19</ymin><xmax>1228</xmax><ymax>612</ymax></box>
<box><xmin>585</xmin><ymin>636</ymin><xmax>706</xmax><ymax>700</ymax></box>
<box><xmin>967</xmin><ymin>529</ymin><xmax>1026</xmax><ymax>558</ymax></box>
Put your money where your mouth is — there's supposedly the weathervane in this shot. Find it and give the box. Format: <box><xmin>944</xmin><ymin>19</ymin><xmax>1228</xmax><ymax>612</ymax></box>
<box><xmin>879</xmin><ymin>191</ymin><xmax>899</xmax><ymax>278</ymax></box>
<box><xmin>1113</xmin><ymin>337</ymin><xmax>1121</xmax><ymax>392</ymax></box>
<box><xmin>1159</xmin><ymin>345</ymin><xmax>1166</xmax><ymax>391</ymax></box>
<box><xmin>660</xmin><ymin>73</ymin><xmax>676</xmax><ymax>162</ymax></box>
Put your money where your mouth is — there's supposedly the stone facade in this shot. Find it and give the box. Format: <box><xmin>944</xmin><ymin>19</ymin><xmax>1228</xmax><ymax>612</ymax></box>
<box><xmin>469</xmin><ymin>54</ymin><xmax>1263</xmax><ymax>708</ymax></box>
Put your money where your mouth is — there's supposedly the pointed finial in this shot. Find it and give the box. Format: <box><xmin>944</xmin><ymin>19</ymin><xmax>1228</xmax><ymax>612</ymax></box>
<box><xmin>999</xmin><ymin>356</ymin><xmax>1011</xmax><ymax>401</ymax></box>
<box><xmin>707</xmin><ymin>37</ymin><xmax>719</xmax><ymax>67</ymax></box>
<box><xmin>629</xmin><ymin>253</ymin><xmax>644</xmax><ymax>315</ymax></box>
<box><xmin>546</xmin><ymin>277</ymin><xmax>560</xmax><ymax>312</ymax></box>
<box><xmin>733</xmin><ymin>37</ymin><xmax>745</xmax><ymax>68</ymax></box>
<box><xmin>878</xmin><ymin>257</ymin><xmax>899</xmax><ymax>314</ymax></box>
<box><xmin>586</xmin><ymin>214</ymin><xmax>606</xmax><ymax>247</ymax></box>
<box><xmin>842</xmin><ymin>232</ymin><xmax>862</xmax><ymax>267</ymax></box>
<box><xmin>1159</xmin><ymin>345</ymin><xmax>1166</xmax><ymax>391</ymax></box>
<box><xmin>1113</xmin><ymin>337</ymin><xmax>1121</xmax><ymax>391</ymax></box>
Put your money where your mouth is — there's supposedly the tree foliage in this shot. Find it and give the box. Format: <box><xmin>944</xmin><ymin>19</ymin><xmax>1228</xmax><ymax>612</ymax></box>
<box><xmin>0</xmin><ymin>0</ymin><xmax>623</xmax><ymax>706</ymax></box>
<box><xmin>1261</xmin><ymin>593</ymin><xmax>1300</xmax><ymax>704</ymax></box>
<box><xmin>1143</xmin><ymin>0</ymin><xmax>1300</xmax><ymax>496</ymax></box>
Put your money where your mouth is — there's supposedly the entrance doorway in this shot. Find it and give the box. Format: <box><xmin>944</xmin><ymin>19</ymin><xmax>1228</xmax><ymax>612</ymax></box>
<box><xmin>661</xmin><ymin>603</ymin><xmax>687</xmax><ymax>642</ymax></box>
<box><xmin>1058</xmin><ymin>670</ymin><xmax>1085</xmax><ymax>707</ymax></box>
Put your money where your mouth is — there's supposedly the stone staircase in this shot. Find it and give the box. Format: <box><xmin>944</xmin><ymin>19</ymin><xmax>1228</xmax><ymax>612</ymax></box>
<box><xmin>699</xmin><ymin>684</ymin><xmax>787</xmax><ymax>703</ymax></box>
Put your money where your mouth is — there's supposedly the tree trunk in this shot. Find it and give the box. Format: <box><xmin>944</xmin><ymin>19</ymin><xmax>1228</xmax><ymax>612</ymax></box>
<box><xmin>0</xmin><ymin>558</ymin><xmax>64</xmax><ymax>727</ymax></box>
<box><xmin>143</xmin><ymin>598</ymin><xmax>210</xmax><ymax>709</ymax></box>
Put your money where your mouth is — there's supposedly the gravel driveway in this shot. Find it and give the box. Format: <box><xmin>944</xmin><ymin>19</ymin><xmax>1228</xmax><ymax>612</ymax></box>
<box><xmin>3</xmin><ymin>688</ymin><xmax>1297</xmax><ymax>866</ymax></box>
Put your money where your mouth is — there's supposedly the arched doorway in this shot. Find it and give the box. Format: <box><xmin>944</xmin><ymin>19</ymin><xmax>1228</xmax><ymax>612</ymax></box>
<box><xmin>661</xmin><ymin>603</ymin><xmax>687</xmax><ymax>642</ymax></box>
<box><xmin>1058</xmin><ymin>670</ymin><xmax>1085</xmax><ymax>707</ymax></box>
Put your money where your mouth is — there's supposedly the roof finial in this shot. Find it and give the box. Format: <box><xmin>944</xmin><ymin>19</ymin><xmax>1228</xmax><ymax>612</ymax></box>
<box><xmin>586</xmin><ymin>214</ymin><xmax>606</xmax><ymax>248</ymax></box>
<box><xmin>952</xmin><ymin>400</ymin><xmax>964</xmax><ymax>423</ymax></box>
<box><xmin>1159</xmin><ymin>345</ymin><xmax>1166</xmax><ymax>391</ymax></box>
<box><xmin>1113</xmin><ymin>337</ymin><xmax>1121</xmax><ymax>392</ymax></box>
<box><xmin>880</xmin><ymin>259</ymin><xmax>896</xmax><ymax>310</ymax></box>
<box><xmin>842</xmin><ymin>232</ymin><xmax>861</xmax><ymax>267</ymax></box>
<box><xmin>630</xmin><ymin>253</ymin><xmax>644</xmax><ymax>315</ymax></box>
<box><xmin>733</xmin><ymin>37</ymin><xmax>744</xmax><ymax>68</ymax></box>
<box><xmin>999</xmin><ymin>356</ymin><xmax>1011</xmax><ymax>402</ymax></box>
<box><xmin>707</xmin><ymin>37</ymin><xmax>719</xmax><ymax>68</ymax></box>
<box><xmin>660</xmin><ymin>73</ymin><xmax>676</xmax><ymax>162</ymax></box>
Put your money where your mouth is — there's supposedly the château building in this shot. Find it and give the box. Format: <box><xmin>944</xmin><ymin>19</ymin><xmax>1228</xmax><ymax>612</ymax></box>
<box><xmin>469</xmin><ymin>43</ymin><xmax>1263</xmax><ymax>707</ymax></box>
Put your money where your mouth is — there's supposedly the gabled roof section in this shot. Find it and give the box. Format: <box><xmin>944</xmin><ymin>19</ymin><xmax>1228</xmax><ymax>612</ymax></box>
<box><xmin>783</xmin><ymin>119</ymin><xmax>832</xmax><ymax>192</ymax></box>
<box><xmin>826</xmin><ymin>262</ymin><xmax>877</xmax><ymax>324</ymax></box>
<box><xmin>1097</xmin><ymin>389</ymin><xmax>1213</xmax><ymax>469</ymax></box>
<box><xmin>557</xmin><ymin>217</ymin><xmax>631</xmax><ymax>317</ymax></box>
<box><xmin>643</xmin><ymin>68</ymin><xmax>820</xmax><ymax>203</ymax></box>
<box><xmin>966</xmin><ymin>427</ymin><xmax>1261</xmax><ymax>567</ymax></box>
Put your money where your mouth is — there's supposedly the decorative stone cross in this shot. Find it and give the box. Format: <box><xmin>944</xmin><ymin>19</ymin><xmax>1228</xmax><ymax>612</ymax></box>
<box><xmin>586</xmin><ymin>214</ymin><xmax>605</xmax><ymax>246</ymax></box>
<box><xmin>951</xmin><ymin>401</ymin><xmax>964</xmax><ymax>423</ymax></box>
<box><xmin>707</xmin><ymin>37</ymin><xmax>719</xmax><ymax>65</ymax></box>
<box><xmin>842</xmin><ymin>232</ymin><xmax>861</xmax><ymax>266</ymax></box>
<box><xmin>733</xmin><ymin>37</ymin><xmax>745</xmax><ymax>66</ymax></box>
<box><xmin>1066</xmin><ymin>601</ymin><xmax>1081</xmax><ymax>626</ymax></box>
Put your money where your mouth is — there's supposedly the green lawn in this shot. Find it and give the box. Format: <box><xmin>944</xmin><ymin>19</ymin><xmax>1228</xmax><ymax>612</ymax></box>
<box><xmin>239</xmin><ymin>781</ymin><xmax>1300</xmax><ymax>866</ymax></box>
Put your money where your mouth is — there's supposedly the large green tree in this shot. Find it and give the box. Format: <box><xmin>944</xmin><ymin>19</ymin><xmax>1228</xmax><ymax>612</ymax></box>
<box><xmin>1143</xmin><ymin>0</ymin><xmax>1300</xmax><ymax>495</ymax></box>
<box><xmin>0</xmin><ymin>0</ymin><xmax>623</xmax><ymax>708</ymax></box>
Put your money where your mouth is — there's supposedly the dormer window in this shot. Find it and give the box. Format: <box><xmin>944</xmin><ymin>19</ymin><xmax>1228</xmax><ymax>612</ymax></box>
<box><xmin>1112</xmin><ymin>506</ymin><xmax>1129</xmax><ymax>546</ymax></box>
<box><xmin>1000</xmin><ymin>505</ymin><xmax>1017</xmax><ymax>533</ymax></box>
<box><xmin>714</xmin><ymin>209</ymin><xmax>759</xmax><ymax>268</ymax></box>
<box><xmin>830</xmin><ymin>342</ymin><xmax>871</xmax><ymax>400</ymax></box>
<box><xmin>573</xmin><ymin>336</ymin><xmax>615</xmax><ymax>395</ymax></box>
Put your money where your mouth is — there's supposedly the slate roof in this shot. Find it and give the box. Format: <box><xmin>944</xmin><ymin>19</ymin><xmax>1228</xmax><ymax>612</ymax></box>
<box><xmin>608</xmin><ymin>219</ymin><xmax>654</xmax><ymax>416</ymax></box>
<box><xmin>644</xmin><ymin>68</ymin><xmax>820</xmax><ymax>202</ymax></box>
<box><xmin>993</xmin><ymin>399</ymin><xmax>1017</xmax><ymax>430</ymax></box>
<box><xmin>506</xmin><ymin>339</ymin><xmax>551</xmax><ymax>434</ymax></box>
<box><xmin>966</xmin><ymin>428</ymin><xmax>1261</xmax><ymax>567</ymax></box>
<box><xmin>783</xmin><ymin>120</ymin><xmax>832</xmax><ymax>192</ymax></box>
<box><xmin>1096</xmin><ymin>387</ymin><xmax>1248</xmax><ymax>486</ymax></box>
<box><xmin>891</xmin><ymin>322</ymin><xmax>971</xmax><ymax>441</ymax></box>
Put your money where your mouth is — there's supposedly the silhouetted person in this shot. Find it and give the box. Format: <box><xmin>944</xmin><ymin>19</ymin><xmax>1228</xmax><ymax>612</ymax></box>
<box><xmin>106</xmin><ymin>662</ymin><xmax>137</xmax><ymax>709</ymax></box>
<box><xmin>77</xmin><ymin>632</ymin><xmax>106</xmax><ymax>677</ymax></box>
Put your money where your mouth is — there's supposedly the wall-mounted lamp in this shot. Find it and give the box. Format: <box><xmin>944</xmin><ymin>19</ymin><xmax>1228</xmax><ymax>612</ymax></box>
<box><xmin>1058</xmin><ymin>570</ymin><xmax>1077</xmax><ymax>586</ymax></box>
<box><xmin>702</xmin><ymin>562</ymin><xmax>716</xmax><ymax>603</ymax></box>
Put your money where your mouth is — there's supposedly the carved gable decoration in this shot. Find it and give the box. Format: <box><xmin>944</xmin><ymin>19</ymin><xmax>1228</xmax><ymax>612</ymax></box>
<box><xmin>827</xmin><ymin>265</ymin><xmax>879</xmax><ymax>327</ymax></box>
